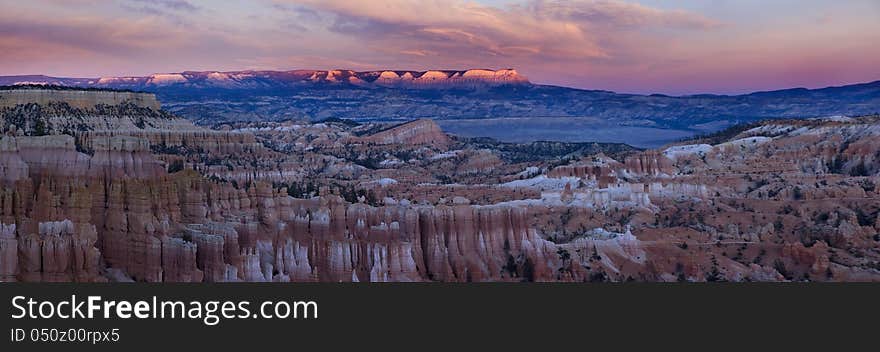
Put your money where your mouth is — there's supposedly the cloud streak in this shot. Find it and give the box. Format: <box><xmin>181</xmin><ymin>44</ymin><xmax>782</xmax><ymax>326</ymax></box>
<box><xmin>286</xmin><ymin>0</ymin><xmax>720</xmax><ymax>61</ymax></box>
<box><xmin>128</xmin><ymin>0</ymin><xmax>199</xmax><ymax>12</ymax></box>
<box><xmin>0</xmin><ymin>0</ymin><xmax>877</xmax><ymax>94</ymax></box>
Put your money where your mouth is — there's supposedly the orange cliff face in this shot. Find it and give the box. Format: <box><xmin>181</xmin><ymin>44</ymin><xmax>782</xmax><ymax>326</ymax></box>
<box><xmin>363</xmin><ymin>68</ymin><xmax>529</xmax><ymax>89</ymax></box>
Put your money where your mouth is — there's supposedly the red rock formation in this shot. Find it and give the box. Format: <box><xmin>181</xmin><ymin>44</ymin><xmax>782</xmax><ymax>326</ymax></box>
<box><xmin>0</xmin><ymin>223</ymin><xmax>17</xmax><ymax>281</ymax></box>
<box><xmin>548</xmin><ymin>156</ymin><xmax>620</xmax><ymax>187</ymax></box>
<box><xmin>2</xmin><ymin>92</ymin><xmax>879</xmax><ymax>282</ymax></box>
<box><xmin>624</xmin><ymin>151</ymin><xmax>674</xmax><ymax>176</ymax></box>
<box><xmin>160</xmin><ymin>236</ymin><xmax>203</xmax><ymax>282</ymax></box>
<box><xmin>360</xmin><ymin>119</ymin><xmax>451</xmax><ymax>147</ymax></box>
<box><xmin>13</xmin><ymin>220</ymin><xmax>102</xmax><ymax>282</ymax></box>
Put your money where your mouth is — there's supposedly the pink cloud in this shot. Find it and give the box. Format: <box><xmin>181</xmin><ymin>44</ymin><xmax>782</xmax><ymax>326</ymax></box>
<box><xmin>1</xmin><ymin>0</ymin><xmax>877</xmax><ymax>94</ymax></box>
<box><xmin>264</xmin><ymin>0</ymin><xmax>731</xmax><ymax>86</ymax></box>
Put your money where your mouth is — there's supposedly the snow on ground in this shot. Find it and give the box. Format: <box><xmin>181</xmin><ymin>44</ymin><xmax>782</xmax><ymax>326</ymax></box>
<box><xmin>379</xmin><ymin>159</ymin><xmax>402</xmax><ymax>167</ymax></box>
<box><xmin>233</xmin><ymin>125</ymin><xmax>305</xmax><ymax>132</ymax></box>
<box><xmin>491</xmin><ymin>186</ymin><xmax>651</xmax><ymax>209</ymax></box>
<box><xmin>788</xmin><ymin>126</ymin><xmax>813</xmax><ymax>136</ymax></box>
<box><xmin>147</xmin><ymin>73</ymin><xmax>187</xmax><ymax>85</ymax></box>
<box><xmin>207</xmin><ymin>72</ymin><xmax>231</xmax><ymax>81</ymax></box>
<box><xmin>662</xmin><ymin>144</ymin><xmax>712</xmax><ymax>160</ymax></box>
<box><xmin>718</xmin><ymin>136</ymin><xmax>771</xmax><ymax>149</ymax></box>
<box><xmin>373</xmin><ymin>178</ymin><xmax>398</xmax><ymax>186</ymax></box>
<box><xmin>579</xmin><ymin>228</ymin><xmax>637</xmax><ymax>241</ymax></box>
<box><xmin>12</xmin><ymin>81</ymin><xmax>51</xmax><ymax>85</ymax></box>
<box><xmin>569</xmin><ymin>227</ymin><xmax>645</xmax><ymax>272</ymax></box>
<box><xmin>501</xmin><ymin>175</ymin><xmax>580</xmax><ymax>190</ymax></box>
<box><xmin>744</xmin><ymin>124</ymin><xmax>796</xmax><ymax>136</ymax></box>
<box><xmin>810</xmin><ymin>115</ymin><xmax>853</xmax><ymax>122</ymax></box>
<box><xmin>430</xmin><ymin>150</ymin><xmax>461</xmax><ymax>160</ymax></box>
<box><xmin>97</xmin><ymin>77</ymin><xmax>142</xmax><ymax>84</ymax></box>
<box><xmin>798</xmin><ymin>124</ymin><xmax>880</xmax><ymax>137</ymax></box>
<box><xmin>517</xmin><ymin>166</ymin><xmax>541</xmax><ymax>178</ymax></box>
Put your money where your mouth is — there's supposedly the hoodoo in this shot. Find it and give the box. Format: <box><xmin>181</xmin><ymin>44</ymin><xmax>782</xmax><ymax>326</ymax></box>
<box><xmin>0</xmin><ymin>86</ymin><xmax>878</xmax><ymax>282</ymax></box>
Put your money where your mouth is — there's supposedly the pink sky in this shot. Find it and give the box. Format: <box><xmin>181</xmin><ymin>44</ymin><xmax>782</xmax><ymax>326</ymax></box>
<box><xmin>0</xmin><ymin>0</ymin><xmax>878</xmax><ymax>94</ymax></box>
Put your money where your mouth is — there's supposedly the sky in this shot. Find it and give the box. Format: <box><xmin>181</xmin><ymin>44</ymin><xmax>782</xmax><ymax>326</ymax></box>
<box><xmin>0</xmin><ymin>0</ymin><xmax>878</xmax><ymax>95</ymax></box>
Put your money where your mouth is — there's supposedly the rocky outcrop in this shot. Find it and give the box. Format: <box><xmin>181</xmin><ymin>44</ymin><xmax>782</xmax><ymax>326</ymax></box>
<box><xmin>360</xmin><ymin>119</ymin><xmax>450</xmax><ymax>147</ymax></box>
<box><xmin>91</xmin><ymin>69</ymin><xmax>531</xmax><ymax>90</ymax></box>
<box><xmin>169</xmin><ymin>184</ymin><xmax>557</xmax><ymax>282</ymax></box>
<box><xmin>0</xmin><ymin>138</ymin><xmax>29</xmax><ymax>183</ymax></box>
<box><xmin>0</xmin><ymin>223</ymin><xmax>17</xmax><ymax>281</ymax></box>
<box><xmin>0</xmin><ymin>92</ymin><xmax>261</xmax><ymax>158</ymax></box>
<box><xmin>0</xmin><ymin>89</ymin><xmax>160</xmax><ymax>110</ymax></box>
<box><xmin>1</xmin><ymin>89</ymin><xmax>879</xmax><ymax>282</ymax></box>
<box><xmin>365</xmin><ymin>69</ymin><xmax>529</xmax><ymax>89</ymax></box>
<box><xmin>1</xmin><ymin>135</ymin><xmax>90</xmax><ymax>180</ymax></box>
<box><xmin>5</xmin><ymin>69</ymin><xmax>530</xmax><ymax>91</ymax></box>
<box><xmin>0</xmin><ymin>135</ymin><xmax>164</xmax><ymax>179</ymax></box>
<box><xmin>1</xmin><ymin>136</ymin><xmax>562</xmax><ymax>282</ymax></box>
<box><xmin>89</xmin><ymin>136</ymin><xmax>167</xmax><ymax>179</ymax></box>
<box><xmin>9</xmin><ymin>220</ymin><xmax>102</xmax><ymax>282</ymax></box>
<box><xmin>548</xmin><ymin>157</ymin><xmax>620</xmax><ymax>187</ymax></box>
<box><xmin>6</xmin><ymin>71</ymin><xmax>879</xmax><ymax>125</ymax></box>
<box><xmin>624</xmin><ymin>151</ymin><xmax>674</xmax><ymax>177</ymax></box>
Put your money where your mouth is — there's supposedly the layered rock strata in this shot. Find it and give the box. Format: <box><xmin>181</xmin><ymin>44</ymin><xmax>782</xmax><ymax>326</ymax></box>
<box><xmin>0</xmin><ymin>89</ymin><xmax>160</xmax><ymax>110</ymax></box>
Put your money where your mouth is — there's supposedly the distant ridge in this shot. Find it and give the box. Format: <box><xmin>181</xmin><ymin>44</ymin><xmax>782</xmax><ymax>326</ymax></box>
<box><xmin>0</xmin><ymin>68</ymin><xmax>530</xmax><ymax>91</ymax></box>
<box><xmin>0</xmin><ymin>71</ymin><xmax>877</xmax><ymax>127</ymax></box>
<box><xmin>0</xmin><ymin>75</ymin><xmax>96</xmax><ymax>87</ymax></box>
<box><xmin>3</xmin><ymin>71</ymin><xmax>878</xmax><ymax>97</ymax></box>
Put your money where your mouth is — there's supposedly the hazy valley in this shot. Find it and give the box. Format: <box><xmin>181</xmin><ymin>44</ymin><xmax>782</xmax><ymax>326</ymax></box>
<box><xmin>4</xmin><ymin>70</ymin><xmax>879</xmax><ymax>146</ymax></box>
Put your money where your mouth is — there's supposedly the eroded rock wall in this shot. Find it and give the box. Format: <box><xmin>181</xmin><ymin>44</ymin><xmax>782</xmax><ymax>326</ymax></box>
<box><xmin>0</xmin><ymin>89</ymin><xmax>160</xmax><ymax>110</ymax></box>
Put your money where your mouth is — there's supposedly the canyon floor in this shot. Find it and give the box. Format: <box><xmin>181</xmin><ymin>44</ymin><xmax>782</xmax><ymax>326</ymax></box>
<box><xmin>1</xmin><ymin>87</ymin><xmax>879</xmax><ymax>282</ymax></box>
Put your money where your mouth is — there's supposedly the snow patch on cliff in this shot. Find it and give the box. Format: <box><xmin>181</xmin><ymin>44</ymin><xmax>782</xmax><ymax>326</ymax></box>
<box><xmin>501</xmin><ymin>175</ymin><xmax>579</xmax><ymax>190</ymax></box>
<box><xmin>147</xmin><ymin>73</ymin><xmax>187</xmax><ymax>85</ymax></box>
<box><xmin>718</xmin><ymin>136</ymin><xmax>771</xmax><ymax>149</ymax></box>
<box><xmin>663</xmin><ymin>144</ymin><xmax>712</xmax><ymax>160</ymax></box>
